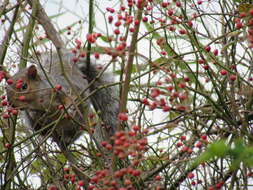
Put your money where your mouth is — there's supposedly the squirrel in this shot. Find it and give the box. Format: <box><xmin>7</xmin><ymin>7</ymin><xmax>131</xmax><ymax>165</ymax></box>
<box><xmin>6</xmin><ymin>50</ymin><xmax>119</xmax><ymax>149</ymax></box>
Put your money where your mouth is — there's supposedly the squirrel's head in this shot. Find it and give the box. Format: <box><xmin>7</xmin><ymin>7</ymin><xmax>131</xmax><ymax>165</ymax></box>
<box><xmin>6</xmin><ymin>65</ymin><xmax>52</xmax><ymax>111</ymax></box>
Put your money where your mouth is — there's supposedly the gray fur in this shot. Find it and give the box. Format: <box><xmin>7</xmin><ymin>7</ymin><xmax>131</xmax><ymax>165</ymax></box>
<box><xmin>7</xmin><ymin>51</ymin><xmax>119</xmax><ymax>148</ymax></box>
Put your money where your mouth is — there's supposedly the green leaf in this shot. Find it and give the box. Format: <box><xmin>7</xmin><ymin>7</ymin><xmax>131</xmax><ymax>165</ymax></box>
<box><xmin>114</xmin><ymin>64</ymin><xmax>138</xmax><ymax>75</ymax></box>
<box><xmin>16</xmin><ymin>12</ymin><xmax>66</xmax><ymax>33</ymax></box>
<box><xmin>57</xmin><ymin>154</ymin><xmax>67</xmax><ymax>163</ymax></box>
<box><xmin>152</xmin><ymin>57</ymin><xmax>170</xmax><ymax>66</ymax></box>
<box><xmin>193</xmin><ymin>152</ymin><xmax>213</xmax><ymax>167</ymax></box>
<box><xmin>31</xmin><ymin>160</ymin><xmax>42</xmax><ymax>174</ymax></box>
<box><xmin>193</xmin><ymin>140</ymin><xmax>228</xmax><ymax>167</ymax></box>
<box><xmin>209</xmin><ymin>140</ymin><xmax>228</xmax><ymax>157</ymax></box>
<box><xmin>238</xmin><ymin>3</ymin><xmax>253</xmax><ymax>13</ymax></box>
<box><xmin>100</xmin><ymin>35</ymin><xmax>111</xmax><ymax>43</ymax></box>
<box><xmin>49</xmin><ymin>12</ymin><xmax>67</xmax><ymax>20</ymax></box>
<box><xmin>143</xmin><ymin>22</ymin><xmax>161</xmax><ymax>39</ymax></box>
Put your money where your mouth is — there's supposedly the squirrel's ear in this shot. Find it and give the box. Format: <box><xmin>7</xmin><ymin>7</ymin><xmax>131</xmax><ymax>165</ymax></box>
<box><xmin>27</xmin><ymin>65</ymin><xmax>39</xmax><ymax>80</ymax></box>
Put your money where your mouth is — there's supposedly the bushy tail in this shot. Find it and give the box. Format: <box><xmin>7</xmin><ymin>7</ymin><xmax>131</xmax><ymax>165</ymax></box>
<box><xmin>79</xmin><ymin>63</ymin><xmax>119</xmax><ymax>140</ymax></box>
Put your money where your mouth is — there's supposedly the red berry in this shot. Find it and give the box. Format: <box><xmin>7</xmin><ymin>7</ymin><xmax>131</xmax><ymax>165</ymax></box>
<box><xmin>201</xmin><ymin>135</ymin><xmax>207</xmax><ymax>140</ymax></box>
<box><xmin>106</xmin><ymin>143</ymin><xmax>113</xmax><ymax>150</ymax></box>
<box><xmin>70</xmin><ymin>175</ymin><xmax>76</xmax><ymax>183</ymax></box>
<box><xmin>188</xmin><ymin>172</ymin><xmax>194</xmax><ymax>179</ymax></box>
<box><xmin>162</xmin><ymin>105</ymin><xmax>170</xmax><ymax>112</ymax></box>
<box><xmin>161</xmin><ymin>51</ymin><xmax>167</xmax><ymax>55</ymax></box>
<box><xmin>16</xmin><ymin>82</ymin><xmax>23</xmax><ymax>89</ymax></box>
<box><xmin>94</xmin><ymin>52</ymin><xmax>100</xmax><ymax>59</ymax></box>
<box><xmin>191</xmin><ymin>181</ymin><xmax>196</xmax><ymax>186</ymax></box>
<box><xmin>142</xmin><ymin>17</ymin><xmax>148</xmax><ymax>22</ymax></box>
<box><xmin>4</xmin><ymin>143</ymin><xmax>11</xmax><ymax>148</ymax></box>
<box><xmin>132</xmin><ymin>125</ymin><xmax>140</xmax><ymax>131</ymax></box>
<box><xmin>75</xmin><ymin>39</ymin><xmax>81</xmax><ymax>46</ymax></box>
<box><xmin>202</xmin><ymin>64</ymin><xmax>209</xmax><ymax>70</ymax></box>
<box><xmin>176</xmin><ymin>142</ymin><xmax>183</xmax><ymax>147</ymax></box>
<box><xmin>240</xmin><ymin>12</ymin><xmax>246</xmax><ymax>18</ymax></box>
<box><xmin>235</xmin><ymin>18</ymin><xmax>241</xmax><ymax>23</ymax></box>
<box><xmin>118</xmin><ymin>113</ymin><xmax>128</xmax><ymax>121</ymax></box>
<box><xmin>101</xmin><ymin>141</ymin><xmax>108</xmax><ymax>147</ymax></box>
<box><xmin>134</xmin><ymin>19</ymin><xmax>139</xmax><ymax>26</ymax></box>
<box><xmin>155</xmin><ymin>175</ymin><xmax>162</xmax><ymax>181</ymax></box>
<box><xmin>72</xmin><ymin>57</ymin><xmax>78</xmax><ymax>63</ymax></box>
<box><xmin>182</xmin><ymin>146</ymin><xmax>188</xmax><ymax>152</ymax></box>
<box><xmin>64</xmin><ymin>167</ymin><xmax>70</xmax><ymax>173</ymax></box>
<box><xmin>166</xmin><ymin>85</ymin><xmax>173</xmax><ymax>91</ymax></box>
<box><xmin>179</xmin><ymin>29</ymin><xmax>186</xmax><ymax>35</ymax></box>
<box><xmin>198</xmin><ymin>59</ymin><xmax>205</xmax><ymax>64</ymax></box>
<box><xmin>236</xmin><ymin>22</ymin><xmax>243</xmax><ymax>29</ymax></box>
<box><xmin>180</xmin><ymin>135</ymin><xmax>186</xmax><ymax>141</ymax></box>
<box><xmin>7</xmin><ymin>79</ymin><xmax>13</xmax><ymax>85</ymax></box>
<box><xmin>18</xmin><ymin>95</ymin><xmax>26</xmax><ymax>101</ymax></box>
<box><xmin>229</xmin><ymin>74</ymin><xmax>236</xmax><ymax>81</ymax></box>
<box><xmin>167</xmin><ymin>9</ymin><xmax>174</xmax><ymax>16</ymax></box>
<box><xmin>2</xmin><ymin>113</ymin><xmax>10</xmax><ymax>119</ymax></box>
<box><xmin>88</xmin><ymin>185</ymin><xmax>95</xmax><ymax>190</ymax></box>
<box><xmin>124</xmin><ymin>179</ymin><xmax>132</xmax><ymax>186</ymax></box>
<box><xmin>197</xmin><ymin>0</ymin><xmax>202</xmax><ymax>5</ymax></box>
<box><xmin>129</xmin><ymin>27</ymin><xmax>135</xmax><ymax>32</ymax></box>
<box><xmin>128</xmin><ymin>131</ymin><xmax>136</xmax><ymax>136</ymax></box>
<box><xmin>178</xmin><ymin>82</ymin><xmax>186</xmax><ymax>88</ymax></box>
<box><xmin>114</xmin><ymin>139</ymin><xmax>122</xmax><ymax>146</ymax></box>
<box><xmin>249</xmin><ymin>8</ymin><xmax>253</xmax><ymax>16</ymax></box>
<box><xmin>11</xmin><ymin>109</ymin><xmax>18</xmax><ymax>115</ymax></box>
<box><xmin>176</xmin><ymin>1</ymin><xmax>181</xmax><ymax>7</ymax></box>
<box><xmin>48</xmin><ymin>185</ymin><xmax>58</xmax><ymax>190</ymax></box>
<box><xmin>114</xmin><ymin>29</ymin><xmax>120</xmax><ymax>35</ymax></box>
<box><xmin>58</xmin><ymin>105</ymin><xmax>64</xmax><ymax>110</ymax></box>
<box><xmin>150</xmin><ymin>88</ymin><xmax>161</xmax><ymax>98</ymax></box>
<box><xmin>1</xmin><ymin>100</ymin><xmax>7</xmax><ymax>106</ymax></box>
<box><xmin>115</xmin><ymin>21</ymin><xmax>122</xmax><ymax>27</ymax></box>
<box><xmin>213</xmin><ymin>49</ymin><xmax>219</xmax><ymax>56</ymax></box>
<box><xmin>195</xmin><ymin>141</ymin><xmax>202</xmax><ymax>148</ymax></box>
<box><xmin>132</xmin><ymin>169</ymin><xmax>141</xmax><ymax>176</ymax></box>
<box><xmin>188</xmin><ymin>20</ymin><xmax>193</xmax><ymax>27</ymax></box>
<box><xmin>172</xmin><ymin>92</ymin><xmax>179</xmax><ymax>98</ymax></box>
<box><xmin>184</xmin><ymin>76</ymin><xmax>190</xmax><ymax>82</ymax></box>
<box><xmin>205</xmin><ymin>46</ymin><xmax>211</xmax><ymax>52</ymax></box>
<box><xmin>188</xmin><ymin>148</ymin><xmax>193</xmax><ymax>154</ymax></box>
<box><xmin>120</xmin><ymin>6</ymin><xmax>125</xmax><ymax>11</ymax></box>
<box><xmin>149</xmin><ymin>102</ymin><xmax>157</xmax><ymax>110</ymax></box>
<box><xmin>80</xmin><ymin>52</ymin><xmax>86</xmax><ymax>57</ymax></box>
<box><xmin>220</xmin><ymin>69</ymin><xmax>227</xmax><ymax>76</ymax></box>
<box><xmin>168</xmin><ymin>26</ymin><xmax>176</xmax><ymax>31</ymax></box>
<box><xmin>108</xmin><ymin>15</ymin><xmax>113</xmax><ymax>23</ymax></box>
<box><xmin>78</xmin><ymin>180</ymin><xmax>85</xmax><ymax>186</ymax></box>
<box><xmin>55</xmin><ymin>84</ymin><xmax>62</xmax><ymax>91</ymax></box>
<box><xmin>161</xmin><ymin>2</ymin><xmax>169</xmax><ymax>8</ymax></box>
<box><xmin>86</xmin><ymin>34</ymin><xmax>96</xmax><ymax>43</ymax></box>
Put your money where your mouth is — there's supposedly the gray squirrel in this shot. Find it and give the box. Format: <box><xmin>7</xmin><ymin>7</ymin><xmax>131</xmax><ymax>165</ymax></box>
<box><xmin>6</xmin><ymin>50</ymin><xmax>119</xmax><ymax>149</ymax></box>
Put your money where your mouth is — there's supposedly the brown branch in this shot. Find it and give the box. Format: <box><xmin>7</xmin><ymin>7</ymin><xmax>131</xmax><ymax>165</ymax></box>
<box><xmin>0</xmin><ymin>5</ymin><xmax>19</xmax><ymax>66</ymax></box>
<box><xmin>119</xmin><ymin>4</ymin><xmax>144</xmax><ymax>114</ymax></box>
<box><xmin>19</xmin><ymin>0</ymin><xmax>39</xmax><ymax>69</ymax></box>
<box><xmin>26</xmin><ymin>0</ymin><xmax>64</xmax><ymax>49</ymax></box>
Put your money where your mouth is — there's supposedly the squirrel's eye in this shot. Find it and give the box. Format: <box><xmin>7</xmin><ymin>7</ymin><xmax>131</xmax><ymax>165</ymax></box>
<box><xmin>22</xmin><ymin>83</ymin><xmax>28</xmax><ymax>90</ymax></box>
